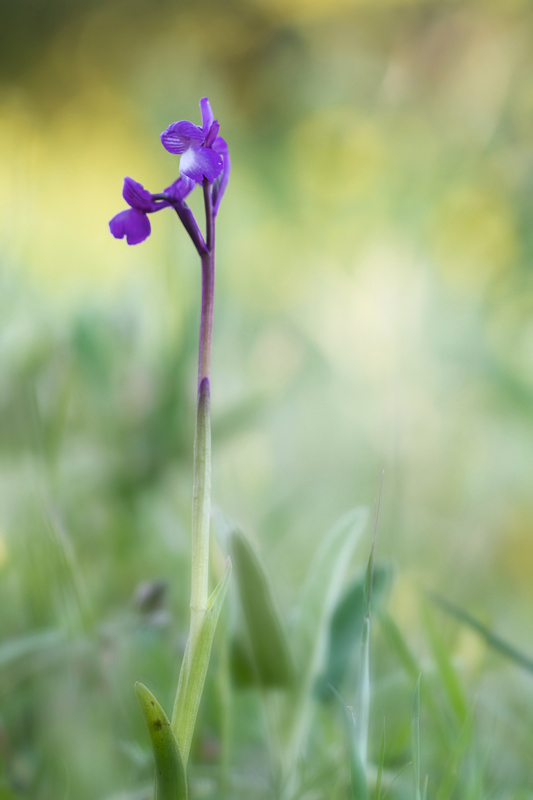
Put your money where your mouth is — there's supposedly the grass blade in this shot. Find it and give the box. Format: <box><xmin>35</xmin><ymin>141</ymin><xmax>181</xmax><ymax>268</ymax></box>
<box><xmin>379</xmin><ymin>611</ymin><xmax>453</xmax><ymax>746</ymax></box>
<box><xmin>435</xmin><ymin>709</ymin><xmax>473</xmax><ymax>800</ymax></box>
<box><xmin>350</xmin><ymin>718</ymin><xmax>370</xmax><ymax>800</ymax></box>
<box><xmin>411</xmin><ymin>675</ymin><xmax>421</xmax><ymax>800</ymax></box>
<box><xmin>330</xmin><ymin>688</ymin><xmax>369</xmax><ymax>800</ymax></box>
<box><xmin>422</xmin><ymin>604</ymin><xmax>467</xmax><ymax>725</ymax></box>
<box><xmin>430</xmin><ymin>592</ymin><xmax>533</xmax><ymax>674</ymax></box>
<box><xmin>135</xmin><ymin>682</ymin><xmax>188</xmax><ymax>800</ymax></box>
<box><xmin>355</xmin><ymin>616</ymin><xmax>371</xmax><ymax>768</ymax></box>
<box><xmin>316</xmin><ymin>562</ymin><xmax>393</xmax><ymax>700</ymax></box>
<box><xmin>375</xmin><ymin>724</ymin><xmax>385</xmax><ymax>800</ymax></box>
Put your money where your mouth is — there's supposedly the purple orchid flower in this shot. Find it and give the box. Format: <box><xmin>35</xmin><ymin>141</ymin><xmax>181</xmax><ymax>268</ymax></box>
<box><xmin>160</xmin><ymin>97</ymin><xmax>225</xmax><ymax>185</ymax></box>
<box><xmin>110</xmin><ymin>97</ymin><xmax>229</xmax><ymax>252</ymax></box>
<box><xmin>109</xmin><ymin>176</ymin><xmax>193</xmax><ymax>245</ymax></box>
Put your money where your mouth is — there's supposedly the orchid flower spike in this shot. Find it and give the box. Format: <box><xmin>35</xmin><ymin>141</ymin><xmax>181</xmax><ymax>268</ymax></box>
<box><xmin>109</xmin><ymin>97</ymin><xmax>229</xmax><ymax>248</ymax></box>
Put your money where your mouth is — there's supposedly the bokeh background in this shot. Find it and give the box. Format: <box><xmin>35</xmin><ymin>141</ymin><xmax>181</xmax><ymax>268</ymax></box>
<box><xmin>1</xmin><ymin>0</ymin><xmax>533</xmax><ymax>797</ymax></box>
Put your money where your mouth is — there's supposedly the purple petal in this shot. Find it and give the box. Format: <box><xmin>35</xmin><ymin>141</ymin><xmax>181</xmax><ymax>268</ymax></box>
<box><xmin>200</xmin><ymin>97</ymin><xmax>214</xmax><ymax>136</ymax></box>
<box><xmin>165</xmin><ymin>175</ymin><xmax>195</xmax><ymax>201</ymax></box>
<box><xmin>212</xmin><ymin>149</ymin><xmax>231</xmax><ymax>215</ymax></box>
<box><xmin>205</xmin><ymin>120</ymin><xmax>220</xmax><ymax>148</ymax></box>
<box><xmin>212</xmin><ymin>135</ymin><xmax>228</xmax><ymax>155</ymax></box>
<box><xmin>109</xmin><ymin>208</ymin><xmax>151</xmax><ymax>245</ymax></box>
<box><xmin>123</xmin><ymin>177</ymin><xmax>154</xmax><ymax>212</ymax></box>
<box><xmin>161</xmin><ymin>120</ymin><xmax>204</xmax><ymax>154</ymax></box>
<box><xmin>180</xmin><ymin>144</ymin><xmax>223</xmax><ymax>183</ymax></box>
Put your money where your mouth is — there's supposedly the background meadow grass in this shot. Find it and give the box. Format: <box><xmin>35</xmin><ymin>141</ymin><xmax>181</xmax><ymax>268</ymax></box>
<box><xmin>1</xmin><ymin>0</ymin><xmax>533</xmax><ymax>797</ymax></box>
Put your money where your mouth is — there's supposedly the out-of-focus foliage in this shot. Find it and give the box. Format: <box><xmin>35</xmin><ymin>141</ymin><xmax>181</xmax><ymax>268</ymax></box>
<box><xmin>1</xmin><ymin>0</ymin><xmax>533</xmax><ymax>797</ymax></box>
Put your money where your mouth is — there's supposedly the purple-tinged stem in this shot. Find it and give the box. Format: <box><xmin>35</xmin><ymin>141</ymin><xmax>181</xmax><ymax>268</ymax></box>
<box><xmin>187</xmin><ymin>179</ymin><xmax>216</xmax><ymax>652</ymax></box>
<box><xmin>173</xmin><ymin>201</ymin><xmax>207</xmax><ymax>258</ymax></box>
<box><xmin>198</xmin><ymin>179</ymin><xmax>215</xmax><ymax>388</ymax></box>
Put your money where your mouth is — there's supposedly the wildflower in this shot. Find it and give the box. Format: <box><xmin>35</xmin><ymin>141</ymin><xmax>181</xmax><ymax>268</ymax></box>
<box><xmin>160</xmin><ymin>97</ymin><xmax>224</xmax><ymax>184</ymax></box>
<box><xmin>109</xmin><ymin>176</ymin><xmax>193</xmax><ymax>245</ymax></box>
<box><xmin>109</xmin><ymin>97</ymin><xmax>229</xmax><ymax>250</ymax></box>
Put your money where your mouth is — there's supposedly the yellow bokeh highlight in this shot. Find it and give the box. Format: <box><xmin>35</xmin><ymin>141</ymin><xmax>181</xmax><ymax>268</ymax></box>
<box><xmin>430</xmin><ymin>183</ymin><xmax>517</xmax><ymax>291</ymax></box>
<box><xmin>0</xmin><ymin>84</ymin><xmax>168</xmax><ymax>294</ymax></box>
<box><xmin>249</xmin><ymin>0</ymin><xmax>425</xmax><ymax>23</ymax></box>
<box><xmin>291</xmin><ymin>108</ymin><xmax>386</xmax><ymax>206</ymax></box>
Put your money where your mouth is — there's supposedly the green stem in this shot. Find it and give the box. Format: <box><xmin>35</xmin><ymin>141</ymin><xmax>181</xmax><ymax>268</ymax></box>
<box><xmin>189</xmin><ymin>377</ymin><xmax>212</xmax><ymax>647</ymax></box>
<box><xmin>189</xmin><ymin>181</ymin><xmax>215</xmax><ymax>646</ymax></box>
<box><xmin>172</xmin><ymin>177</ymin><xmax>217</xmax><ymax>760</ymax></box>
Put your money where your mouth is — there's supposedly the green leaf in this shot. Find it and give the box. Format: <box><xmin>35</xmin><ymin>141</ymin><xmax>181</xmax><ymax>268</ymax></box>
<box><xmin>135</xmin><ymin>682</ymin><xmax>188</xmax><ymax>800</ymax></box>
<box><xmin>230</xmin><ymin>528</ymin><xmax>294</xmax><ymax>688</ymax></box>
<box><xmin>316</xmin><ymin>562</ymin><xmax>393</xmax><ymax>700</ymax></box>
<box><xmin>411</xmin><ymin>675</ymin><xmax>422</xmax><ymax>800</ymax></box>
<box><xmin>229</xmin><ymin>635</ymin><xmax>256</xmax><ymax>688</ymax></box>
<box><xmin>282</xmin><ymin>507</ymin><xmax>368</xmax><ymax>775</ymax></box>
<box><xmin>172</xmin><ymin>559</ymin><xmax>231</xmax><ymax>764</ymax></box>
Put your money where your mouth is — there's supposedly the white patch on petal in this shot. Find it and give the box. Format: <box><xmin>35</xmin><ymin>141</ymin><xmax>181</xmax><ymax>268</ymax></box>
<box><xmin>179</xmin><ymin>147</ymin><xmax>196</xmax><ymax>178</ymax></box>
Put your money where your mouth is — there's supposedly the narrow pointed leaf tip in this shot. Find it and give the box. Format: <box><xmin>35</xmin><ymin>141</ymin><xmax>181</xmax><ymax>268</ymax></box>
<box><xmin>135</xmin><ymin>682</ymin><xmax>188</xmax><ymax>800</ymax></box>
<box><xmin>230</xmin><ymin>528</ymin><xmax>294</xmax><ymax>688</ymax></box>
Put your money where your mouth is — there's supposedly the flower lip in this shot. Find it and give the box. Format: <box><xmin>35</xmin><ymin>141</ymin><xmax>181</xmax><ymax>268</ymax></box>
<box><xmin>109</xmin><ymin>207</ymin><xmax>151</xmax><ymax>245</ymax></box>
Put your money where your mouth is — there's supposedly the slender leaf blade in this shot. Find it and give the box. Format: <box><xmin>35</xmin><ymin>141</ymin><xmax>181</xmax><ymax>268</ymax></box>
<box><xmin>135</xmin><ymin>682</ymin><xmax>188</xmax><ymax>800</ymax></box>
<box><xmin>435</xmin><ymin>709</ymin><xmax>473</xmax><ymax>800</ymax></box>
<box><xmin>430</xmin><ymin>592</ymin><xmax>533</xmax><ymax>675</ymax></box>
<box><xmin>355</xmin><ymin>617</ymin><xmax>371</xmax><ymax>768</ymax></box>
<box><xmin>230</xmin><ymin>528</ymin><xmax>294</xmax><ymax>688</ymax></box>
<box><xmin>422</xmin><ymin>604</ymin><xmax>467</xmax><ymax>725</ymax></box>
<box><xmin>411</xmin><ymin>675</ymin><xmax>421</xmax><ymax>800</ymax></box>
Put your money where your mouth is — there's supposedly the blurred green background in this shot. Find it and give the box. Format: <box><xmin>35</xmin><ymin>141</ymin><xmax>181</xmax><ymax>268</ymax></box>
<box><xmin>1</xmin><ymin>0</ymin><xmax>533</xmax><ymax>797</ymax></box>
